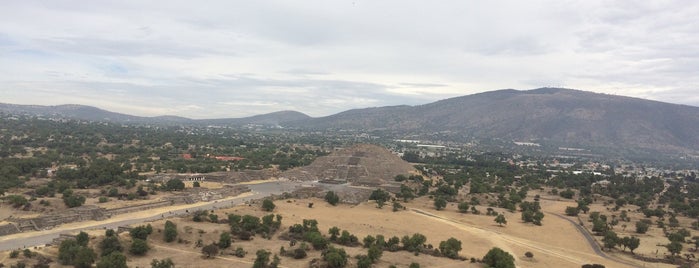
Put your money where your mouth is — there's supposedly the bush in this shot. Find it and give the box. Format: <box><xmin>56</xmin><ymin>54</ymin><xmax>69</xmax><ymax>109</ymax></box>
<box><xmin>262</xmin><ymin>199</ymin><xmax>276</xmax><ymax>212</ymax></box>
<box><xmin>150</xmin><ymin>258</ymin><xmax>175</xmax><ymax>268</ymax></box>
<box><xmin>96</xmin><ymin>252</ymin><xmax>127</xmax><ymax>268</ymax></box>
<box><xmin>325</xmin><ymin>191</ymin><xmax>340</xmax><ymax>206</ymax></box>
<box><xmin>163</xmin><ymin>221</ymin><xmax>177</xmax><ymax>243</ymax></box>
<box><xmin>635</xmin><ymin>221</ymin><xmax>649</xmax><ymax>234</ymax></box>
<box><xmin>483</xmin><ymin>247</ymin><xmax>515</xmax><ymax>268</ymax></box>
<box><xmin>130</xmin><ymin>239</ymin><xmax>149</xmax><ymax>256</ymax></box>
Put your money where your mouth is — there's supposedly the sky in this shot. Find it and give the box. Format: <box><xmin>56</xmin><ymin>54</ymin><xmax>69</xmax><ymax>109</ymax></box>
<box><xmin>1</xmin><ymin>1</ymin><xmax>698</xmax><ymax>119</ymax></box>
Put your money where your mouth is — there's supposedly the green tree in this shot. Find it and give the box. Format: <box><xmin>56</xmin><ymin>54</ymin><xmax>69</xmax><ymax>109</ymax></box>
<box><xmin>96</xmin><ymin>252</ymin><xmax>127</xmax><ymax>268</ymax></box>
<box><xmin>100</xmin><ymin>235</ymin><xmax>123</xmax><ymax>257</ymax></box>
<box><xmin>74</xmin><ymin>247</ymin><xmax>97</xmax><ymax>268</ymax></box>
<box><xmin>58</xmin><ymin>239</ymin><xmax>81</xmax><ymax>265</ymax></box>
<box><xmin>202</xmin><ymin>244</ymin><xmax>219</xmax><ymax>258</ymax></box>
<box><xmin>457</xmin><ymin>202</ymin><xmax>469</xmax><ymax>213</ymax></box>
<box><xmin>325</xmin><ymin>191</ymin><xmax>340</xmax><ymax>206</ymax></box>
<box><xmin>328</xmin><ymin>226</ymin><xmax>340</xmax><ymax>241</ymax></box>
<box><xmin>409</xmin><ymin>263</ymin><xmax>420</xmax><ymax>268</ymax></box>
<box><xmin>666</xmin><ymin>241</ymin><xmax>682</xmax><ymax>256</ymax></box>
<box><xmin>165</xmin><ymin>179</ymin><xmax>184</xmax><ymax>191</ymax></box>
<box><xmin>253</xmin><ymin>249</ymin><xmax>271</xmax><ymax>268</ymax></box>
<box><xmin>76</xmin><ymin>231</ymin><xmax>89</xmax><ymax>247</ymax></box>
<box><xmin>565</xmin><ymin>206</ymin><xmax>579</xmax><ymax>216</ymax></box>
<box><xmin>130</xmin><ymin>239</ymin><xmax>149</xmax><ymax>256</ymax></box>
<box><xmin>367</xmin><ymin>245</ymin><xmax>382</xmax><ymax>263</ymax></box>
<box><xmin>438</xmin><ymin>237</ymin><xmax>462</xmax><ymax>259</ymax></box>
<box><xmin>635</xmin><ymin>221</ymin><xmax>649</xmax><ymax>234</ymax></box>
<box><xmin>495</xmin><ymin>214</ymin><xmax>507</xmax><ymax>226</ymax></box>
<box><xmin>602</xmin><ymin>231</ymin><xmax>618</xmax><ymax>251</ymax></box>
<box><xmin>626</xmin><ymin>236</ymin><xmax>640</xmax><ymax>254</ymax></box>
<box><xmin>163</xmin><ymin>220</ymin><xmax>177</xmax><ymax>243</ymax></box>
<box><xmin>5</xmin><ymin>195</ymin><xmax>28</xmax><ymax>208</ymax></box>
<box><xmin>130</xmin><ymin>225</ymin><xmax>152</xmax><ymax>240</ymax></box>
<box><xmin>434</xmin><ymin>197</ymin><xmax>447</xmax><ymax>210</ymax></box>
<box><xmin>483</xmin><ymin>247</ymin><xmax>515</xmax><ymax>268</ymax></box>
<box><xmin>262</xmin><ymin>199</ymin><xmax>276</xmax><ymax>212</ymax></box>
<box><xmin>150</xmin><ymin>258</ymin><xmax>175</xmax><ymax>268</ymax></box>
<box><xmin>219</xmin><ymin>232</ymin><xmax>232</xmax><ymax>249</ymax></box>
<box><xmin>323</xmin><ymin>246</ymin><xmax>348</xmax><ymax>268</ymax></box>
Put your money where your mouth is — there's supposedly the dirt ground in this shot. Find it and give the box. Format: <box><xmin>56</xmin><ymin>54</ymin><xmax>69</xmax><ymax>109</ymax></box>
<box><xmin>26</xmin><ymin>196</ymin><xmax>653</xmax><ymax>268</ymax></box>
<box><xmin>1</xmin><ymin>183</ymin><xmax>691</xmax><ymax>268</ymax></box>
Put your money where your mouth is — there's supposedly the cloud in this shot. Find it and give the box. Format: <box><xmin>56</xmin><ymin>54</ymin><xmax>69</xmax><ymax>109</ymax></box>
<box><xmin>0</xmin><ymin>0</ymin><xmax>698</xmax><ymax>118</ymax></box>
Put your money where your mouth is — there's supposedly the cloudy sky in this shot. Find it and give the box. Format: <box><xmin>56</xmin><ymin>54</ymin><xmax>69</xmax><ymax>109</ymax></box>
<box><xmin>1</xmin><ymin>1</ymin><xmax>698</xmax><ymax>118</ymax></box>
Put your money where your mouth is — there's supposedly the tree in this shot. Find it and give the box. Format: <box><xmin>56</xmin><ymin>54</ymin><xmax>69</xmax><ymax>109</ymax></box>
<box><xmin>130</xmin><ymin>225</ymin><xmax>152</xmax><ymax>240</ymax></box>
<box><xmin>63</xmin><ymin>194</ymin><xmax>86</xmax><ymax>208</ymax></box>
<box><xmin>325</xmin><ymin>191</ymin><xmax>340</xmax><ymax>206</ymax></box>
<box><xmin>458</xmin><ymin>202</ymin><xmax>469</xmax><ymax>213</ymax></box>
<box><xmin>5</xmin><ymin>195</ymin><xmax>28</xmax><ymax>208</ymax></box>
<box><xmin>74</xmin><ymin>247</ymin><xmax>97</xmax><ymax>268</ymax></box>
<box><xmin>163</xmin><ymin>220</ymin><xmax>177</xmax><ymax>243</ymax></box>
<box><xmin>439</xmin><ymin>238</ymin><xmax>462</xmax><ymax>259</ymax></box>
<box><xmin>483</xmin><ymin>247</ymin><xmax>515</xmax><ymax>268</ymax></box>
<box><xmin>150</xmin><ymin>258</ymin><xmax>175</xmax><ymax>268</ymax></box>
<box><xmin>626</xmin><ymin>236</ymin><xmax>640</xmax><ymax>254</ymax></box>
<box><xmin>130</xmin><ymin>239</ymin><xmax>149</xmax><ymax>256</ymax></box>
<box><xmin>602</xmin><ymin>231</ymin><xmax>618</xmax><ymax>251</ymax></box>
<box><xmin>59</xmin><ymin>239</ymin><xmax>81</xmax><ymax>265</ymax></box>
<box><xmin>253</xmin><ymin>249</ymin><xmax>271</xmax><ymax>268</ymax></box>
<box><xmin>367</xmin><ymin>245</ymin><xmax>383</xmax><ymax>263</ymax></box>
<box><xmin>666</xmin><ymin>241</ymin><xmax>682</xmax><ymax>256</ymax></box>
<box><xmin>434</xmin><ymin>197</ymin><xmax>447</xmax><ymax>210</ymax></box>
<box><xmin>409</xmin><ymin>263</ymin><xmax>420</xmax><ymax>268</ymax></box>
<box><xmin>525</xmin><ymin>251</ymin><xmax>534</xmax><ymax>258</ymax></box>
<box><xmin>532</xmin><ymin>211</ymin><xmax>544</xmax><ymax>225</ymax></box>
<box><xmin>219</xmin><ymin>232</ymin><xmax>232</xmax><ymax>249</ymax></box>
<box><xmin>495</xmin><ymin>214</ymin><xmax>507</xmax><ymax>226</ymax></box>
<box><xmin>202</xmin><ymin>244</ymin><xmax>219</xmax><ymax>258</ymax></box>
<box><xmin>323</xmin><ymin>246</ymin><xmax>348</xmax><ymax>268</ymax></box>
<box><xmin>363</xmin><ymin>235</ymin><xmax>376</xmax><ymax>248</ymax></box>
<box><xmin>100</xmin><ymin>235</ymin><xmax>123</xmax><ymax>257</ymax></box>
<box><xmin>193</xmin><ymin>181</ymin><xmax>200</xmax><ymax>187</ymax></box>
<box><xmin>76</xmin><ymin>231</ymin><xmax>89</xmax><ymax>247</ymax></box>
<box><xmin>96</xmin><ymin>252</ymin><xmax>127</xmax><ymax>268</ymax></box>
<box><xmin>165</xmin><ymin>179</ymin><xmax>184</xmax><ymax>191</ymax></box>
<box><xmin>565</xmin><ymin>206</ymin><xmax>579</xmax><ymax>216</ymax></box>
<box><xmin>635</xmin><ymin>221</ymin><xmax>649</xmax><ymax>234</ymax></box>
<box><xmin>262</xmin><ymin>199</ymin><xmax>276</xmax><ymax>212</ymax></box>
<box><xmin>328</xmin><ymin>226</ymin><xmax>340</xmax><ymax>241</ymax></box>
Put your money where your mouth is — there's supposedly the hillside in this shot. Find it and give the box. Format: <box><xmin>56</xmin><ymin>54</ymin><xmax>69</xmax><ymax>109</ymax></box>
<box><xmin>292</xmin><ymin>88</ymin><xmax>699</xmax><ymax>155</ymax></box>
<box><xmin>0</xmin><ymin>103</ymin><xmax>309</xmax><ymax>126</ymax></box>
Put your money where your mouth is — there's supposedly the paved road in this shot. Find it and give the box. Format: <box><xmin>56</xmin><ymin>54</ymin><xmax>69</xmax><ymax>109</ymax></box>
<box><xmin>0</xmin><ymin>181</ymin><xmax>306</xmax><ymax>251</ymax></box>
<box><xmin>551</xmin><ymin>213</ymin><xmax>639</xmax><ymax>267</ymax></box>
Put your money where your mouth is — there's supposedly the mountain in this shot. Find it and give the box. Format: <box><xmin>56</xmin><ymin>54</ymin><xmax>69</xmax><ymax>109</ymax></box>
<box><xmin>201</xmin><ymin>111</ymin><xmax>311</xmax><ymax>126</ymax></box>
<box><xmin>3</xmin><ymin>88</ymin><xmax>698</xmax><ymax>159</ymax></box>
<box><xmin>0</xmin><ymin>103</ymin><xmax>309</xmax><ymax>126</ymax></box>
<box><xmin>290</xmin><ymin>88</ymin><xmax>699</xmax><ymax>155</ymax></box>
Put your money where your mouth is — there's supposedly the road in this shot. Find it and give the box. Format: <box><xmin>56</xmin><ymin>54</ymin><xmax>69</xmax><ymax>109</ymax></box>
<box><xmin>551</xmin><ymin>213</ymin><xmax>640</xmax><ymax>267</ymax></box>
<box><xmin>0</xmin><ymin>181</ymin><xmax>305</xmax><ymax>251</ymax></box>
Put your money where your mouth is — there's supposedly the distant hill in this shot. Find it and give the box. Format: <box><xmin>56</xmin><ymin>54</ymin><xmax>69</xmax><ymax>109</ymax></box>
<box><xmin>0</xmin><ymin>103</ymin><xmax>309</xmax><ymax>126</ymax></box>
<box><xmin>201</xmin><ymin>111</ymin><xmax>311</xmax><ymax>126</ymax></box>
<box><xmin>3</xmin><ymin>87</ymin><xmax>699</xmax><ymax>159</ymax></box>
<box><xmin>290</xmin><ymin>88</ymin><xmax>699</xmax><ymax>155</ymax></box>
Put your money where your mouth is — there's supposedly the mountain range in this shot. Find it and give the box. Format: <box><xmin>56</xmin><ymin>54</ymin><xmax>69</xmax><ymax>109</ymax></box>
<box><xmin>3</xmin><ymin>88</ymin><xmax>699</xmax><ymax>159</ymax></box>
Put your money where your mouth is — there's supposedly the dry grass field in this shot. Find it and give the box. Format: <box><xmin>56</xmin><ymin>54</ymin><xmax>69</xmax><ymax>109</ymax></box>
<box><xmin>0</xmin><ymin>183</ymin><xmax>690</xmax><ymax>268</ymax></box>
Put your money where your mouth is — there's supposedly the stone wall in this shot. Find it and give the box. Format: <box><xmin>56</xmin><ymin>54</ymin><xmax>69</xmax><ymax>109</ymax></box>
<box><xmin>0</xmin><ymin>223</ymin><xmax>20</xmax><ymax>236</ymax></box>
